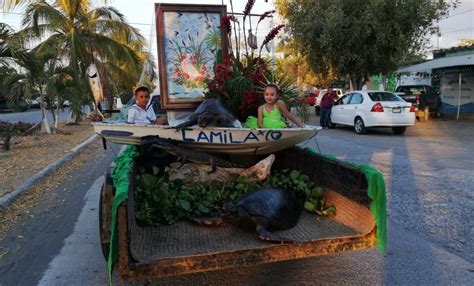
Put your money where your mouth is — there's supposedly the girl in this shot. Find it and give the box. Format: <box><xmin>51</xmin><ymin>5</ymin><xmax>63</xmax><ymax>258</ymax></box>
<box><xmin>245</xmin><ymin>84</ymin><xmax>304</xmax><ymax>128</ymax></box>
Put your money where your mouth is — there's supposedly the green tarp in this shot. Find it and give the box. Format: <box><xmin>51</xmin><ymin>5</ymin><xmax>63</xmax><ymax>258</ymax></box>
<box><xmin>306</xmin><ymin>148</ymin><xmax>387</xmax><ymax>252</ymax></box>
<box><xmin>107</xmin><ymin>145</ymin><xmax>139</xmax><ymax>283</ymax></box>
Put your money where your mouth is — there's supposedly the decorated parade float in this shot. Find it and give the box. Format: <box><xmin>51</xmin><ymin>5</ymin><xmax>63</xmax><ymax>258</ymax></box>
<box><xmin>94</xmin><ymin>2</ymin><xmax>387</xmax><ymax>281</ymax></box>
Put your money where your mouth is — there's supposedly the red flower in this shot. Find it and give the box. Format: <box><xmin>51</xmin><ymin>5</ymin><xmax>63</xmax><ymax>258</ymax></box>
<box><xmin>257</xmin><ymin>10</ymin><xmax>275</xmax><ymax>25</ymax></box>
<box><xmin>243</xmin><ymin>0</ymin><xmax>256</xmax><ymax>18</ymax></box>
<box><xmin>208</xmin><ymin>82</ymin><xmax>218</xmax><ymax>91</ymax></box>
<box><xmin>259</xmin><ymin>24</ymin><xmax>285</xmax><ymax>55</ymax></box>
<box><xmin>250</xmin><ymin>70</ymin><xmax>264</xmax><ymax>84</ymax></box>
<box><xmin>219</xmin><ymin>15</ymin><xmax>235</xmax><ymax>34</ymax></box>
<box><xmin>240</xmin><ymin>90</ymin><xmax>260</xmax><ymax>115</ymax></box>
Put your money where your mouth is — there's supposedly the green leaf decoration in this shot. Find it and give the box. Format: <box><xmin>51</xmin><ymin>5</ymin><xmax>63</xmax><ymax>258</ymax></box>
<box><xmin>304</xmin><ymin>201</ymin><xmax>316</xmax><ymax>212</ymax></box>
<box><xmin>180</xmin><ymin>200</ymin><xmax>192</xmax><ymax>211</ymax></box>
<box><xmin>134</xmin><ymin>166</ymin><xmax>334</xmax><ymax>225</ymax></box>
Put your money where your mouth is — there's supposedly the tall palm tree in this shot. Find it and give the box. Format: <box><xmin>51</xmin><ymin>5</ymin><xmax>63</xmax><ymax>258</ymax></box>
<box><xmin>15</xmin><ymin>0</ymin><xmax>148</xmax><ymax>115</ymax></box>
<box><xmin>0</xmin><ymin>22</ymin><xmax>28</xmax><ymax>65</ymax></box>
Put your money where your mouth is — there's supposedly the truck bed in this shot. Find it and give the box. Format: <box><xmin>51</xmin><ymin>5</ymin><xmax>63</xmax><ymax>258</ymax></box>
<box><xmin>115</xmin><ymin>147</ymin><xmax>377</xmax><ymax>279</ymax></box>
<box><xmin>129</xmin><ymin>212</ymin><xmax>357</xmax><ymax>263</ymax></box>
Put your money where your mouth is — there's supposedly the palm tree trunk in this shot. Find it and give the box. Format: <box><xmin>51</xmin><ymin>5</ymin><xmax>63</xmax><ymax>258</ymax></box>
<box><xmin>98</xmin><ymin>61</ymin><xmax>113</xmax><ymax>113</ymax></box>
<box><xmin>54</xmin><ymin>94</ymin><xmax>59</xmax><ymax>130</ymax></box>
<box><xmin>39</xmin><ymin>93</ymin><xmax>52</xmax><ymax>134</ymax></box>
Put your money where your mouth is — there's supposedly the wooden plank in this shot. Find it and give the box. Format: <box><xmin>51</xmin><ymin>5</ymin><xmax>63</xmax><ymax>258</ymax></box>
<box><xmin>120</xmin><ymin>228</ymin><xmax>376</xmax><ymax>279</ymax></box>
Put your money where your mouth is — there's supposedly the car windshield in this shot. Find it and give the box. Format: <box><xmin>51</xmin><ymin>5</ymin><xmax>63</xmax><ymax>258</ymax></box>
<box><xmin>368</xmin><ymin>92</ymin><xmax>402</xmax><ymax>102</ymax></box>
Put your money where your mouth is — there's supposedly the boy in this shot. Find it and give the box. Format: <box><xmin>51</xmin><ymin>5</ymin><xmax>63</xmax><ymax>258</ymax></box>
<box><xmin>127</xmin><ymin>86</ymin><xmax>167</xmax><ymax>125</ymax></box>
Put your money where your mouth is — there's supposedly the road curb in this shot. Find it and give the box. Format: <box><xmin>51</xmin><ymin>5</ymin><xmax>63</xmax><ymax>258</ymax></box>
<box><xmin>0</xmin><ymin>133</ymin><xmax>98</xmax><ymax>209</ymax></box>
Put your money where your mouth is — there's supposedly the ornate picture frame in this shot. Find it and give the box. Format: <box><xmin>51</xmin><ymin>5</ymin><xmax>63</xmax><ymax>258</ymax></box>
<box><xmin>155</xmin><ymin>4</ymin><xmax>228</xmax><ymax>110</ymax></box>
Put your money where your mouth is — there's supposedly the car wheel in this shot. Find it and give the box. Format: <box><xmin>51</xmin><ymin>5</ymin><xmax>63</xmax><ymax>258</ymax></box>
<box><xmin>392</xmin><ymin>127</ymin><xmax>406</xmax><ymax>135</ymax></box>
<box><xmin>354</xmin><ymin>117</ymin><xmax>367</xmax><ymax>134</ymax></box>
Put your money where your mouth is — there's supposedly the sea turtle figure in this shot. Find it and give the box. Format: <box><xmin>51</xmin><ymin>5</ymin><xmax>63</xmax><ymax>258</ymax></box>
<box><xmin>175</xmin><ymin>98</ymin><xmax>237</xmax><ymax>128</ymax></box>
<box><xmin>194</xmin><ymin>187</ymin><xmax>306</xmax><ymax>243</ymax></box>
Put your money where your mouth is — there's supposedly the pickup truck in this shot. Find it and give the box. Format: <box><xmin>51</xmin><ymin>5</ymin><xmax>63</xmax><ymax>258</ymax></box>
<box><xmin>394</xmin><ymin>85</ymin><xmax>442</xmax><ymax>117</ymax></box>
<box><xmin>99</xmin><ymin>145</ymin><xmax>385</xmax><ymax>281</ymax></box>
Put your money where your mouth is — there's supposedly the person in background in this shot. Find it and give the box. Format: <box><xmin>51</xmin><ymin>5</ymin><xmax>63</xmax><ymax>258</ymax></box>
<box><xmin>361</xmin><ymin>78</ymin><xmax>370</xmax><ymax>90</ymax></box>
<box><xmin>127</xmin><ymin>86</ymin><xmax>168</xmax><ymax>125</ymax></box>
<box><xmin>319</xmin><ymin>87</ymin><xmax>338</xmax><ymax>129</ymax></box>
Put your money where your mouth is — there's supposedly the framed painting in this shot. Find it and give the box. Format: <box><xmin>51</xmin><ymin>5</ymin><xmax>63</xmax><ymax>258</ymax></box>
<box><xmin>156</xmin><ymin>4</ymin><xmax>228</xmax><ymax>110</ymax></box>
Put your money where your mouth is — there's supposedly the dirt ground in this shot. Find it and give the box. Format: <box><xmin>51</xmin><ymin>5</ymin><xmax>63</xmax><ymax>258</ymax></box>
<box><xmin>0</xmin><ymin>140</ymin><xmax>105</xmax><ymax>240</ymax></box>
<box><xmin>0</xmin><ymin>122</ymin><xmax>95</xmax><ymax>197</ymax></box>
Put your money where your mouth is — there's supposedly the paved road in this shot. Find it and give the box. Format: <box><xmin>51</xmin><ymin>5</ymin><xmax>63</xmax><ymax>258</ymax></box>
<box><xmin>0</xmin><ymin>109</ymin><xmax>70</xmax><ymax>123</ymax></box>
<box><xmin>305</xmin><ymin>117</ymin><xmax>474</xmax><ymax>263</ymax></box>
<box><xmin>0</xmin><ymin>118</ymin><xmax>473</xmax><ymax>285</ymax></box>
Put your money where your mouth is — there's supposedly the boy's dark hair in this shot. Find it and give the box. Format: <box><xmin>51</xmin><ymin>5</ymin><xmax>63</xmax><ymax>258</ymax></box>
<box><xmin>134</xmin><ymin>86</ymin><xmax>150</xmax><ymax>95</ymax></box>
<box><xmin>265</xmin><ymin>83</ymin><xmax>280</xmax><ymax>95</ymax></box>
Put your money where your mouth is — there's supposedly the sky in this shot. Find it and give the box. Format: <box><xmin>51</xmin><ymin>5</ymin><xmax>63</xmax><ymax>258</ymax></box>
<box><xmin>1</xmin><ymin>0</ymin><xmax>473</xmax><ymax>56</ymax></box>
<box><xmin>109</xmin><ymin>0</ymin><xmax>279</xmax><ymax>59</ymax></box>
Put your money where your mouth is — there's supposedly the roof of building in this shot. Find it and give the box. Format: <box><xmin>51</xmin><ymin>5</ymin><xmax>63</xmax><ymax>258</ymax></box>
<box><xmin>397</xmin><ymin>53</ymin><xmax>474</xmax><ymax>73</ymax></box>
<box><xmin>433</xmin><ymin>44</ymin><xmax>474</xmax><ymax>59</ymax></box>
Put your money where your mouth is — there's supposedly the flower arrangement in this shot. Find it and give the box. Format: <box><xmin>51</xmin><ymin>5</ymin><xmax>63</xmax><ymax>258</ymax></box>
<box><xmin>204</xmin><ymin>1</ymin><xmax>301</xmax><ymax>121</ymax></box>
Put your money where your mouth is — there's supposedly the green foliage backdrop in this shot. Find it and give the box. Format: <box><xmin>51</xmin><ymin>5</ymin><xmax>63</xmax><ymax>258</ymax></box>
<box><xmin>277</xmin><ymin>0</ymin><xmax>456</xmax><ymax>89</ymax></box>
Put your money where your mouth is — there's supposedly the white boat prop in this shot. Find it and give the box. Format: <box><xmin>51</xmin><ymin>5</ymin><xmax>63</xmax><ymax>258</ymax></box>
<box><xmin>93</xmin><ymin>123</ymin><xmax>320</xmax><ymax>155</ymax></box>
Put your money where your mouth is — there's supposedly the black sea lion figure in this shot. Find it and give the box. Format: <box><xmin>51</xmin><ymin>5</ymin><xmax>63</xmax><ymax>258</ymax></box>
<box><xmin>193</xmin><ymin>187</ymin><xmax>306</xmax><ymax>243</ymax></box>
<box><xmin>175</xmin><ymin>98</ymin><xmax>237</xmax><ymax>128</ymax></box>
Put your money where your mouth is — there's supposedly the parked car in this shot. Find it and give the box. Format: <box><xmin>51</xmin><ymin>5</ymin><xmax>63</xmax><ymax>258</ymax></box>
<box><xmin>26</xmin><ymin>97</ymin><xmax>70</xmax><ymax>109</ymax></box>
<box><xmin>0</xmin><ymin>97</ymin><xmax>29</xmax><ymax>112</ymax></box>
<box><xmin>315</xmin><ymin>88</ymin><xmax>344</xmax><ymax>115</ymax></box>
<box><xmin>394</xmin><ymin>85</ymin><xmax>442</xmax><ymax>117</ymax></box>
<box><xmin>26</xmin><ymin>97</ymin><xmax>41</xmax><ymax>109</ymax></box>
<box><xmin>330</xmin><ymin>91</ymin><xmax>415</xmax><ymax>135</ymax></box>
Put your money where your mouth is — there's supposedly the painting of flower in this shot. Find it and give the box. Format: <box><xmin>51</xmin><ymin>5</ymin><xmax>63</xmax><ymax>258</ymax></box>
<box><xmin>157</xmin><ymin>5</ymin><xmax>227</xmax><ymax>109</ymax></box>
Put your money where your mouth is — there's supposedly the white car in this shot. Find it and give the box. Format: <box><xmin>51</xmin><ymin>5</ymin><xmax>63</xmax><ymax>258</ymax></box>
<box><xmin>330</xmin><ymin>91</ymin><xmax>415</xmax><ymax>135</ymax></box>
<box><xmin>315</xmin><ymin>88</ymin><xmax>344</xmax><ymax>115</ymax></box>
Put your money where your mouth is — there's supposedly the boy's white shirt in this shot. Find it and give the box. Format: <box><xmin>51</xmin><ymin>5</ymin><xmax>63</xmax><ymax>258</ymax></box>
<box><xmin>127</xmin><ymin>104</ymin><xmax>157</xmax><ymax>124</ymax></box>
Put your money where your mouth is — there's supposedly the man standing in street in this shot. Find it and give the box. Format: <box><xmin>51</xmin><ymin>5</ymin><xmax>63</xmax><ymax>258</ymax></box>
<box><xmin>319</xmin><ymin>87</ymin><xmax>338</xmax><ymax>129</ymax></box>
